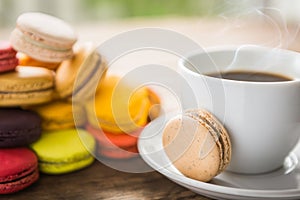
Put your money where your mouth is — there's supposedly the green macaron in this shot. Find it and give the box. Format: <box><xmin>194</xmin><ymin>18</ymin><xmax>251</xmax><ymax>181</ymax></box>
<box><xmin>30</xmin><ymin>129</ymin><xmax>96</xmax><ymax>174</ymax></box>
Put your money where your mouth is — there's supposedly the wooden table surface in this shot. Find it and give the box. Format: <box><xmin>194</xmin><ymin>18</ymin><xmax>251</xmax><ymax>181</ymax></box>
<box><xmin>0</xmin><ymin>157</ymin><xmax>208</xmax><ymax>200</ymax></box>
<box><xmin>1</xmin><ymin>17</ymin><xmax>300</xmax><ymax>200</ymax></box>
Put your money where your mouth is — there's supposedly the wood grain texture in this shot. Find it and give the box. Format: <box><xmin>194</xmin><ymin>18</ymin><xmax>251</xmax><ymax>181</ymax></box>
<box><xmin>0</xmin><ymin>157</ymin><xmax>210</xmax><ymax>200</ymax></box>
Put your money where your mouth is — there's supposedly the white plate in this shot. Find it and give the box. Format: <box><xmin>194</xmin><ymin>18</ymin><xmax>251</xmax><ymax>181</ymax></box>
<box><xmin>138</xmin><ymin>114</ymin><xmax>300</xmax><ymax>200</ymax></box>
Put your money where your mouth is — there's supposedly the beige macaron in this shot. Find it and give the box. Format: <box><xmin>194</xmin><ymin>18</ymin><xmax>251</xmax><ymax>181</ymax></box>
<box><xmin>10</xmin><ymin>12</ymin><xmax>77</xmax><ymax>63</ymax></box>
<box><xmin>162</xmin><ymin>109</ymin><xmax>231</xmax><ymax>182</ymax></box>
<box><xmin>55</xmin><ymin>42</ymin><xmax>107</xmax><ymax>101</ymax></box>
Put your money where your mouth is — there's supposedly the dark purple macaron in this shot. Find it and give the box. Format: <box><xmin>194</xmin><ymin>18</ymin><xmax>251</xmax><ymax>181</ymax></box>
<box><xmin>0</xmin><ymin>108</ymin><xmax>42</xmax><ymax>147</ymax></box>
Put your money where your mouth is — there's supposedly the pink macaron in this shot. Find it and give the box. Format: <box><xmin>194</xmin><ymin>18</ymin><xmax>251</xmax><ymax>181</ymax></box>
<box><xmin>0</xmin><ymin>41</ymin><xmax>18</xmax><ymax>73</ymax></box>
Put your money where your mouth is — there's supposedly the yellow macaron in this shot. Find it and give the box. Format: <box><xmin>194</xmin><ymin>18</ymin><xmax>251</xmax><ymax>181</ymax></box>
<box><xmin>0</xmin><ymin>66</ymin><xmax>54</xmax><ymax>106</ymax></box>
<box><xmin>26</xmin><ymin>100</ymin><xmax>86</xmax><ymax>131</ymax></box>
<box><xmin>86</xmin><ymin>75</ymin><xmax>151</xmax><ymax>134</ymax></box>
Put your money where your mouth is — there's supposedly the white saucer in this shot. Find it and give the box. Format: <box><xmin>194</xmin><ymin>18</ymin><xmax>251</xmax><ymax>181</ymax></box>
<box><xmin>138</xmin><ymin>114</ymin><xmax>300</xmax><ymax>200</ymax></box>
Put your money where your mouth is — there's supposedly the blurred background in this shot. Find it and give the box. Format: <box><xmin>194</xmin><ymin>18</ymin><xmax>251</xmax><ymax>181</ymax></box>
<box><xmin>0</xmin><ymin>0</ymin><xmax>299</xmax><ymax>111</ymax></box>
<box><xmin>0</xmin><ymin>0</ymin><xmax>300</xmax><ymax>27</ymax></box>
<box><xmin>0</xmin><ymin>0</ymin><xmax>299</xmax><ymax>60</ymax></box>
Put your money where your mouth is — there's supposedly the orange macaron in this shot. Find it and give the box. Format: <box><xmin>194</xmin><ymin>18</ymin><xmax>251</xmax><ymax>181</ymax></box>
<box><xmin>86</xmin><ymin>124</ymin><xmax>141</xmax><ymax>159</ymax></box>
<box><xmin>18</xmin><ymin>53</ymin><xmax>60</xmax><ymax>70</ymax></box>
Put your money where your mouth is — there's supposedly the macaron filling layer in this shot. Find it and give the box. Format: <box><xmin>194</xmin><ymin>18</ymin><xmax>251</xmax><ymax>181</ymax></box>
<box><xmin>10</xmin><ymin>29</ymin><xmax>74</xmax><ymax>62</ymax></box>
<box><xmin>38</xmin><ymin>154</ymin><xmax>93</xmax><ymax>166</ymax></box>
<box><xmin>0</xmin><ymin>89</ymin><xmax>53</xmax><ymax>105</ymax></box>
<box><xmin>72</xmin><ymin>52</ymin><xmax>102</xmax><ymax>98</ymax></box>
<box><xmin>0</xmin><ymin>86</ymin><xmax>53</xmax><ymax>93</ymax></box>
<box><xmin>0</xmin><ymin>66</ymin><xmax>54</xmax><ymax>92</ymax></box>
<box><xmin>0</xmin><ymin>168</ymin><xmax>39</xmax><ymax>194</ymax></box>
<box><xmin>38</xmin><ymin>155</ymin><xmax>94</xmax><ymax>174</ymax></box>
<box><xmin>40</xmin><ymin>118</ymin><xmax>85</xmax><ymax>130</ymax></box>
<box><xmin>0</xmin><ymin>163</ymin><xmax>37</xmax><ymax>183</ymax></box>
<box><xmin>0</xmin><ymin>168</ymin><xmax>38</xmax><ymax>184</ymax></box>
<box><xmin>18</xmin><ymin>28</ymin><xmax>72</xmax><ymax>52</ymax></box>
<box><xmin>185</xmin><ymin>110</ymin><xmax>231</xmax><ymax>173</ymax></box>
<box><xmin>0</xmin><ymin>125</ymin><xmax>41</xmax><ymax>142</ymax></box>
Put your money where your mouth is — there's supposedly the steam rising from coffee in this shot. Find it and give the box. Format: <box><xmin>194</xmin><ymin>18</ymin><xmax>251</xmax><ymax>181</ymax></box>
<box><xmin>213</xmin><ymin>3</ymin><xmax>300</xmax><ymax>71</ymax></box>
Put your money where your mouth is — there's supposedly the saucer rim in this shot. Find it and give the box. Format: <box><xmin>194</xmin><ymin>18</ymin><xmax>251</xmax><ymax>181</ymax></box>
<box><xmin>138</xmin><ymin>117</ymin><xmax>300</xmax><ymax>199</ymax></box>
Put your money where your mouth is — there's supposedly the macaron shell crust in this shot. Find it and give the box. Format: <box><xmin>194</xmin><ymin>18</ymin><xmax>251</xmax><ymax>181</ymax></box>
<box><xmin>30</xmin><ymin>129</ymin><xmax>95</xmax><ymax>174</ymax></box>
<box><xmin>86</xmin><ymin>124</ymin><xmax>140</xmax><ymax>159</ymax></box>
<box><xmin>38</xmin><ymin>156</ymin><xmax>94</xmax><ymax>175</ymax></box>
<box><xmin>0</xmin><ymin>41</ymin><xmax>18</xmax><ymax>73</ymax></box>
<box><xmin>162</xmin><ymin>109</ymin><xmax>231</xmax><ymax>182</ymax></box>
<box><xmin>86</xmin><ymin>76</ymin><xmax>151</xmax><ymax>133</ymax></box>
<box><xmin>0</xmin><ymin>57</ymin><xmax>19</xmax><ymax>73</ymax></box>
<box><xmin>0</xmin><ymin>41</ymin><xmax>17</xmax><ymax>59</ymax></box>
<box><xmin>86</xmin><ymin>124</ymin><xmax>141</xmax><ymax>148</ymax></box>
<box><xmin>27</xmin><ymin>100</ymin><xmax>86</xmax><ymax>131</ymax></box>
<box><xmin>0</xmin><ymin>108</ymin><xmax>42</xmax><ymax>147</ymax></box>
<box><xmin>0</xmin><ymin>148</ymin><xmax>38</xmax><ymax>181</ymax></box>
<box><xmin>99</xmin><ymin>146</ymin><xmax>139</xmax><ymax>159</ymax></box>
<box><xmin>0</xmin><ymin>148</ymin><xmax>39</xmax><ymax>194</ymax></box>
<box><xmin>16</xmin><ymin>12</ymin><xmax>77</xmax><ymax>46</ymax></box>
<box><xmin>72</xmin><ymin>52</ymin><xmax>107</xmax><ymax>101</ymax></box>
<box><xmin>55</xmin><ymin>43</ymin><xmax>107</xmax><ymax>100</ymax></box>
<box><xmin>0</xmin><ymin>66</ymin><xmax>54</xmax><ymax>92</ymax></box>
<box><xmin>0</xmin><ymin>66</ymin><xmax>54</xmax><ymax>106</ymax></box>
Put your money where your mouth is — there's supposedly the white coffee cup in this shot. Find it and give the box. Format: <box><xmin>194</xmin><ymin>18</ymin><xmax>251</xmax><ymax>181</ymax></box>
<box><xmin>178</xmin><ymin>45</ymin><xmax>300</xmax><ymax>174</ymax></box>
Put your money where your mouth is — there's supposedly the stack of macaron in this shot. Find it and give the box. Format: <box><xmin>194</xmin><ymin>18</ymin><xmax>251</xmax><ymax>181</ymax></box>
<box><xmin>85</xmin><ymin>75</ymin><xmax>161</xmax><ymax>159</ymax></box>
<box><xmin>27</xmin><ymin>100</ymin><xmax>96</xmax><ymax>175</ymax></box>
<box><xmin>0</xmin><ymin>108</ymin><xmax>41</xmax><ymax>194</ymax></box>
<box><xmin>10</xmin><ymin>12</ymin><xmax>104</xmax><ymax>175</ymax></box>
<box><xmin>0</xmin><ymin>12</ymin><xmax>106</xmax><ymax>194</ymax></box>
<box><xmin>0</xmin><ymin>25</ymin><xmax>44</xmax><ymax>193</ymax></box>
<box><xmin>0</xmin><ymin>11</ymin><xmax>162</xmax><ymax>194</ymax></box>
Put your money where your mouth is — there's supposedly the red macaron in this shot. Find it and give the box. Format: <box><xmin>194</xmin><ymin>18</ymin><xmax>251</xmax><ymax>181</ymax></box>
<box><xmin>0</xmin><ymin>41</ymin><xmax>18</xmax><ymax>73</ymax></box>
<box><xmin>0</xmin><ymin>148</ymin><xmax>39</xmax><ymax>194</ymax></box>
<box><xmin>86</xmin><ymin>124</ymin><xmax>141</xmax><ymax>159</ymax></box>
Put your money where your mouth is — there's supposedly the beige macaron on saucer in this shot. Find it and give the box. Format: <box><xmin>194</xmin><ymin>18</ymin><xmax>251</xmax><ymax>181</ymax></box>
<box><xmin>138</xmin><ymin>108</ymin><xmax>231</xmax><ymax>179</ymax></box>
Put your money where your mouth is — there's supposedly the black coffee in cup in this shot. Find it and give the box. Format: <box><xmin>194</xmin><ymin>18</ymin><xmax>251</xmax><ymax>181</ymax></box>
<box><xmin>205</xmin><ymin>70</ymin><xmax>292</xmax><ymax>82</ymax></box>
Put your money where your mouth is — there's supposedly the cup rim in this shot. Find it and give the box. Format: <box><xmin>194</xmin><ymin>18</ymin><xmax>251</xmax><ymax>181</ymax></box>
<box><xmin>178</xmin><ymin>45</ymin><xmax>300</xmax><ymax>85</ymax></box>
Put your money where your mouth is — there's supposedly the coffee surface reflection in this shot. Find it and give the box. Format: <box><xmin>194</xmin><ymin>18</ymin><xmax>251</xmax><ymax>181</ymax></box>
<box><xmin>206</xmin><ymin>70</ymin><xmax>292</xmax><ymax>82</ymax></box>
